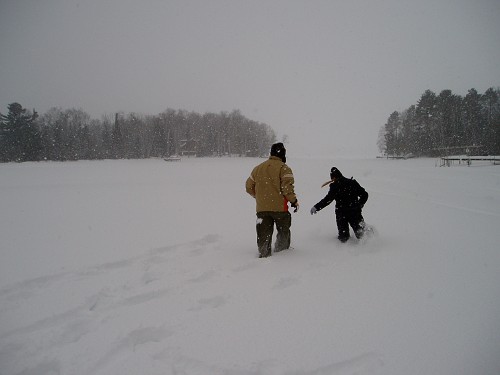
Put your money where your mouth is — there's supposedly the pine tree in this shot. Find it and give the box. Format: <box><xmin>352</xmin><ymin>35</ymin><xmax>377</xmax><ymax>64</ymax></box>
<box><xmin>384</xmin><ymin>111</ymin><xmax>401</xmax><ymax>156</ymax></box>
<box><xmin>481</xmin><ymin>88</ymin><xmax>500</xmax><ymax>154</ymax></box>
<box><xmin>0</xmin><ymin>103</ymin><xmax>40</xmax><ymax>162</ymax></box>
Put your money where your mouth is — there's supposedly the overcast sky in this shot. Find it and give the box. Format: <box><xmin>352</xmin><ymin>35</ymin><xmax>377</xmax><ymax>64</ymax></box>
<box><xmin>1</xmin><ymin>0</ymin><xmax>499</xmax><ymax>157</ymax></box>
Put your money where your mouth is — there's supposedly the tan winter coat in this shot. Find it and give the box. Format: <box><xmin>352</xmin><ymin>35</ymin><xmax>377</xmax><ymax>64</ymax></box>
<box><xmin>245</xmin><ymin>156</ymin><xmax>297</xmax><ymax>212</ymax></box>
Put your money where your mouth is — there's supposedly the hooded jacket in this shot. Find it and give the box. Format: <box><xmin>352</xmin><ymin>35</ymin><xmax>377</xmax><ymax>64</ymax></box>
<box><xmin>314</xmin><ymin>176</ymin><xmax>368</xmax><ymax>212</ymax></box>
<box><xmin>246</xmin><ymin>156</ymin><xmax>297</xmax><ymax>212</ymax></box>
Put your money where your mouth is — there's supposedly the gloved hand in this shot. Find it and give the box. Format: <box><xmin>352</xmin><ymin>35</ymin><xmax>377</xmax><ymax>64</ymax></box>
<box><xmin>291</xmin><ymin>200</ymin><xmax>299</xmax><ymax>213</ymax></box>
<box><xmin>310</xmin><ymin>206</ymin><xmax>317</xmax><ymax>215</ymax></box>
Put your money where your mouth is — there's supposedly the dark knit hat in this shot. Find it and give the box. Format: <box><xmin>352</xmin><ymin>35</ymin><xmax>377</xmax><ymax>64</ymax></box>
<box><xmin>270</xmin><ymin>142</ymin><xmax>286</xmax><ymax>162</ymax></box>
<box><xmin>330</xmin><ymin>167</ymin><xmax>343</xmax><ymax>179</ymax></box>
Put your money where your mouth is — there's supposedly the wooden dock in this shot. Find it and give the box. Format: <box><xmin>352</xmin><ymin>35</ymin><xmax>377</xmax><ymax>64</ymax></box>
<box><xmin>439</xmin><ymin>155</ymin><xmax>500</xmax><ymax>167</ymax></box>
<box><xmin>164</xmin><ymin>156</ymin><xmax>181</xmax><ymax>162</ymax></box>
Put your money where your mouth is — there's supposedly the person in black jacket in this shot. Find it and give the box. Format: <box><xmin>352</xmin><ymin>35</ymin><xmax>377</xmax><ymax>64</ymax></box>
<box><xmin>310</xmin><ymin>167</ymin><xmax>368</xmax><ymax>242</ymax></box>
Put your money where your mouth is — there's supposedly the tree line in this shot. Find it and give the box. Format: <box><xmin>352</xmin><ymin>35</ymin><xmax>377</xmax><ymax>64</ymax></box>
<box><xmin>378</xmin><ymin>87</ymin><xmax>500</xmax><ymax>157</ymax></box>
<box><xmin>0</xmin><ymin>103</ymin><xmax>277</xmax><ymax>162</ymax></box>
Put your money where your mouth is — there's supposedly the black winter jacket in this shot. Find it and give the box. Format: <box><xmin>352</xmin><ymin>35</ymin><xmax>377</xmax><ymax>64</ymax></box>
<box><xmin>314</xmin><ymin>176</ymin><xmax>368</xmax><ymax>212</ymax></box>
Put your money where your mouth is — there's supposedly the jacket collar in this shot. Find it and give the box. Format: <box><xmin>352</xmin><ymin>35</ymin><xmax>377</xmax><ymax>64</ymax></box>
<box><xmin>269</xmin><ymin>156</ymin><xmax>283</xmax><ymax>162</ymax></box>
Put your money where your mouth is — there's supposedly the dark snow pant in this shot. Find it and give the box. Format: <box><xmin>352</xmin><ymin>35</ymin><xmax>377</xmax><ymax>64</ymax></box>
<box><xmin>335</xmin><ymin>208</ymin><xmax>365</xmax><ymax>242</ymax></box>
<box><xmin>256</xmin><ymin>211</ymin><xmax>291</xmax><ymax>257</ymax></box>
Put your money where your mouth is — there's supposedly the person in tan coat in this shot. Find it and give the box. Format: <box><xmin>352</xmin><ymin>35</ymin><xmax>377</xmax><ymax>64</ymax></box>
<box><xmin>245</xmin><ymin>143</ymin><xmax>299</xmax><ymax>258</ymax></box>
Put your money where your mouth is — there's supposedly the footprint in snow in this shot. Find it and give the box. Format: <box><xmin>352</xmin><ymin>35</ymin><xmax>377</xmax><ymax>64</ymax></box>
<box><xmin>188</xmin><ymin>270</ymin><xmax>218</xmax><ymax>283</ymax></box>
<box><xmin>272</xmin><ymin>276</ymin><xmax>300</xmax><ymax>290</ymax></box>
<box><xmin>190</xmin><ymin>296</ymin><xmax>227</xmax><ymax>311</ymax></box>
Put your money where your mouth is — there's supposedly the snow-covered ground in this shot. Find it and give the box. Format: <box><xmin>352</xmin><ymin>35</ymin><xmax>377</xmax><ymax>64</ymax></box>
<box><xmin>1</xmin><ymin>156</ymin><xmax>499</xmax><ymax>375</ymax></box>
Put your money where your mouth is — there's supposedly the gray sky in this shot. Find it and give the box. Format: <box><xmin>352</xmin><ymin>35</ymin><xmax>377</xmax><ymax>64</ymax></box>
<box><xmin>1</xmin><ymin>0</ymin><xmax>499</xmax><ymax>157</ymax></box>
